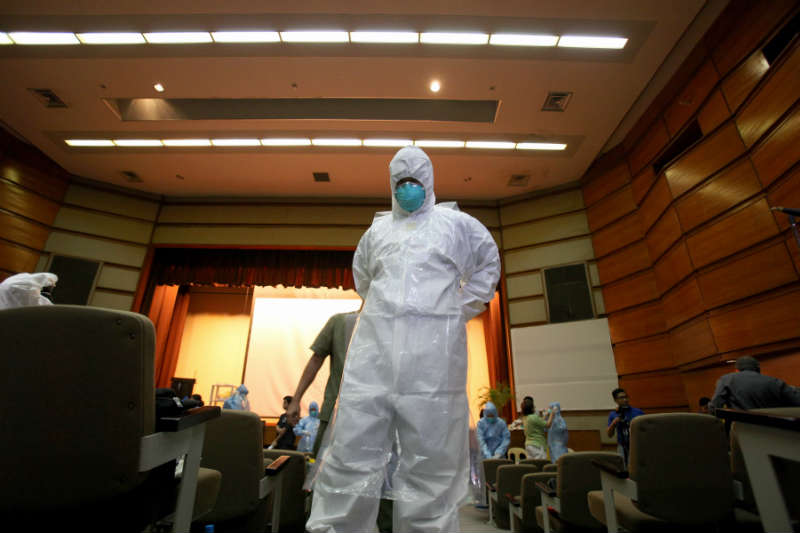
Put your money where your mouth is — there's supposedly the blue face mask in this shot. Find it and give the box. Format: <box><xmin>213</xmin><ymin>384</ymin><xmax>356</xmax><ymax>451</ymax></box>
<box><xmin>486</xmin><ymin>415</ymin><xmax>497</xmax><ymax>424</ymax></box>
<box><xmin>310</xmin><ymin>409</ymin><xmax>318</xmax><ymax>418</ymax></box>
<box><xmin>395</xmin><ymin>181</ymin><xmax>426</xmax><ymax>212</ymax></box>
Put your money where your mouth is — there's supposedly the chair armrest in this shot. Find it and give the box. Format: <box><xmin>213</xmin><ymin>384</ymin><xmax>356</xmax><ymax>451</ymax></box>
<box><xmin>265</xmin><ymin>455</ymin><xmax>291</xmax><ymax>476</ymax></box>
<box><xmin>156</xmin><ymin>406</ymin><xmax>221</xmax><ymax>432</ymax></box>
<box><xmin>505</xmin><ymin>493</ymin><xmax>520</xmax><ymax>506</ymax></box>
<box><xmin>591</xmin><ymin>458</ymin><xmax>628</xmax><ymax>478</ymax></box>
<box><xmin>487</xmin><ymin>481</ymin><xmax>496</xmax><ymax>492</ymax></box>
<box><xmin>716</xmin><ymin>408</ymin><xmax>800</xmax><ymax>432</ymax></box>
<box><xmin>535</xmin><ymin>481</ymin><xmax>556</xmax><ymax>497</ymax></box>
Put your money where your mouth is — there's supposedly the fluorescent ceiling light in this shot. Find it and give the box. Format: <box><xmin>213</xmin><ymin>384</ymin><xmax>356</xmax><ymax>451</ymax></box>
<box><xmin>280</xmin><ymin>31</ymin><xmax>349</xmax><ymax>43</ymax></box>
<box><xmin>144</xmin><ymin>32</ymin><xmax>213</xmax><ymax>44</ymax></box>
<box><xmin>65</xmin><ymin>139</ymin><xmax>114</xmax><ymax>147</ymax></box>
<box><xmin>1</xmin><ymin>32</ymin><xmax>15</xmax><ymax>45</ymax></box>
<box><xmin>162</xmin><ymin>139</ymin><xmax>211</xmax><ymax>146</ymax></box>
<box><xmin>350</xmin><ymin>31</ymin><xmax>419</xmax><ymax>43</ymax></box>
<box><xmin>311</xmin><ymin>138</ymin><xmax>362</xmax><ymax>146</ymax></box>
<box><xmin>211</xmin><ymin>31</ymin><xmax>280</xmax><ymax>43</ymax></box>
<box><xmin>260</xmin><ymin>138</ymin><xmax>312</xmax><ymax>146</ymax></box>
<box><xmin>420</xmin><ymin>32</ymin><xmax>488</xmax><ymax>45</ymax></box>
<box><xmin>489</xmin><ymin>33</ymin><xmax>558</xmax><ymax>47</ymax></box>
<box><xmin>414</xmin><ymin>140</ymin><xmax>465</xmax><ymax>148</ymax></box>
<box><xmin>9</xmin><ymin>32</ymin><xmax>79</xmax><ymax>45</ymax></box>
<box><xmin>558</xmin><ymin>35</ymin><xmax>628</xmax><ymax>49</ymax></box>
<box><xmin>363</xmin><ymin>139</ymin><xmax>413</xmax><ymax>147</ymax></box>
<box><xmin>516</xmin><ymin>142</ymin><xmax>567</xmax><ymax>150</ymax></box>
<box><xmin>211</xmin><ymin>138</ymin><xmax>261</xmax><ymax>146</ymax></box>
<box><xmin>77</xmin><ymin>32</ymin><xmax>145</xmax><ymax>44</ymax></box>
<box><xmin>113</xmin><ymin>139</ymin><xmax>163</xmax><ymax>147</ymax></box>
<box><xmin>466</xmin><ymin>141</ymin><xmax>516</xmax><ymax>149</ymax></box>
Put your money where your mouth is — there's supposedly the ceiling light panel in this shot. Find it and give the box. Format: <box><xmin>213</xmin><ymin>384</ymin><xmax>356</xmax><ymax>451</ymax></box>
<box><xmin>489</xmin><ymin>33</ymin><xmax>558</xmax><ymax>46</ymax></box>
<box><xmin>280</xmin><ymin>31</ymin><xmax>349</xmax><ymax>43</ymax></box>
<box><xmin>414</xmin><ymin>140</ymin><xmax>466</xmax><ymax>148</ymax></box>
<box><xmin>311</xmin><ymin>138</ymin><xmax>362</xmax><ymax>146</ymax></box>
<box><xmin>350</xmin><ymin>31</ymin><xmax>419</xmax><ymax>43</ymax></box>
<box><xmin>0</xmin><ymin>33</ymin><xmax>11</xmax><ymax>45</ymax></box>
<box><xmin>558</xmin><ymin>35</ymin><xmax>628</xmax><ymax>49</ymax></box>
<box><xmin>211</xmin><ymin>31</ymin><xmax>280</xmax><ymax>43</ymax></box>
<box><xmin>77</xmin><ymin>32</ymin><xmax>145</xmax><ymax>44</ymax></box>
<box><xmin>260</xmin><ymin>138</ymin><xmax>312</xmax><ymax>146</ymax></box>
<box><xmin>65</xmin><ymin>139</ymin><xmax>114</xmax><ymax>146</ymax></box>
<box><xmin>465</xmin><ymin>141</ymin><xmax>516</xmax><ymax>149</ymax></box>
<box><xmin>420</xmin><ymin>32</ymin><xmax>489</xmax><ymax>45</ymax></box>
<box><xmin>211</xmin><ymin>138</ymin><xmax>261</xmax><ymax>146</ymax></box>
<box><xmin>162</xmin><ymin>139</ymin><xmax>212</xmax><ymax>146</ymax></box>
<box><xmin>113</xmin><ymin>139</ymin><xmax>163</xmax><ymax>147</ymax></box>
<box><xmin>9</xmin><ymin>32</ymin><xmax>80</xmax><ymax>45</ymax></box>
<box><xmin>516</xmin><ymin>142</ymin><xmax>567</xmax><ymax>150</ymax></box>
<box><xmin>364</xmin><ymin>139</ymin><xmax>413</xmax><ymax>147</ymax></box>
<box><xmin>144</xmin><ymin>32</ymin><xmax>213</xmax><ymax>44</ymax></box>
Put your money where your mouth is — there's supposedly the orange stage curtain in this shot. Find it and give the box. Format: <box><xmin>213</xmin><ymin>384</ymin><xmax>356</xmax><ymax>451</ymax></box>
<box><xmin>482</xmin><ymin>292</ymin><xmax>512</xmax><ymax>419</ymax></box>
<box><xmin>148</xmin><ymin>284</ymin><xmax>191</xmax><ymax>388</ymax></box>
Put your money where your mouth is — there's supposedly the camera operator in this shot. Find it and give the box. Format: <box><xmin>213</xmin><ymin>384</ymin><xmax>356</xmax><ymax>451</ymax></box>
<box><xmin>607</xmin><ymin>388</ymin><xmax>644</xmax><ymax>466</ymax></box>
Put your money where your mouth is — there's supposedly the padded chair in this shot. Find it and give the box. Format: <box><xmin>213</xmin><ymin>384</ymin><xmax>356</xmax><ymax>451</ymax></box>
<box><xmin>493</xmin><ymin>463</ymin><xmax>546</xmax><ymax>529</ymax></box>
<box><xmin>509</xmin><ymin>471</ymin><xmax>558</xmax><ymax>532</ymax></box>
<box><xmin>587</xmin><ymin>413</ymin><xmax>733</xmax><ymax>532</ymax></box>
<box><xmin>484</xmin><ymin>458</ymin><xmax>513</xmax><ymax>524</ymax></box>
<box><xmin>509</xmin><ymin>447</ymin><xmax>528</xmax><ymax>463</ymax></box>
<box><xmin>263</xmin><ymin>449</ymin><xmax>308</xmax><ymax>532</ymax></box>
<box><xmin>535</xmin><ymin>452</ymin><xmax>623</xmax><ymax>532</ymax></box>
<box><xmin>0</xmin><ymin>305</ymin><xmax>220</xmax><ymax>533</ymax></box>
<box><xmin>521</xmin><ymin>458</ymin><xmax>551</xmax><ymax>470</ymax></box>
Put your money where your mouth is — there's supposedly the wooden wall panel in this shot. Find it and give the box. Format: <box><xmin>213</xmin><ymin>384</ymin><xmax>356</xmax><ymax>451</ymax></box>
<box><xmin>596</xmin><ymin>241</ymin><xmax>651</xmax><ymax>284</ymax></box>
<box><xmin>671</xmin><ymin>316</ymin><xmax>718</xmax><ymax>366</ymax></box>
<box><xmin>721</xmin><ymin>52</ymin><xmax>770</xmax><ymax>113</ymax></box>
<box><xmin>631</xmin><ymin>166</ymin><xmax>656</xmax><ymax>205</ymax></box>
<box><xmin>628</xmin><ymin>119</ymin><xmax>670</xmax><ymax>174</ymax></box>
<box><xmin>674</xmin><ymin>159</ymin><xmax>761</xmax><ymax>232</ymax></box>
<box><xmin>603</xmin><ymin>270</ymin><xmax>659</xmax><ymax>314</ymax></box>
<box><xmin>0</xmin><ymin>211</ymin><xmax>49</xmax><ymax>250</ymax></box>
<box><xmin>0</xmin><ymin>240</ymin><xmax>39</xmax><ymax>273</ymax></box>
<box><xmin>698</xmin><ymin>90</ymin><xmax>732</xmax><ymax>135</ymax></box>
<box><xmin>591</xmin><ymin>212</ymin><xmax>643</xmax><ymax>258</ymax></box>
<box><xmin>583</xmin><ymin>164</ymin><xmax>630</xmax><ymax>207</ymax></box>
<box><xmin>767</xmin><ymin>166</ymin><xmax>800</xmax><ymax>231</ymax></box>
<box><xmin>662</xmin><ymin>277</ymin><xmax>705</xmax><ymax>329</ymax></box>
<box><xmin>646</xmin><ymin>207</ymin><xmax>682</xmax><ymax>261</ymax></box>
<box><xmin>663</xmin><ymin>60</ymin><xmax>719</xmax><ymax>136</ymax></box>
<box><xmin>664</xmin><ymin>122</ymin><xmax>747</xmax><ymax>198</ymax></box>
<box><xmin>736</xmin><ymin>42</ymin><xmax>800</xmax><ymax>147</ymax></box>
<box><xmin>619</xmin><ymin>371</ymin><xmax>687</xmax><ymax>408</ymax></box>
<box><xmin>654</xmin><ymin>240</ymin><xmax>694</xmax><ymax>294</ymax></box>
<box><xmin>0</xmin><ymin>159</ymin><xmax>69</xmax><ymax>202</ymax></box>
<box><xmin>613</xmin><ymin>334</ymin><xmax>674</xmax><ymax>375</ymax></box>
<box><xmin>586</xmin><ymin>186</ymin><xmax>636</xmax><ymax>231</ymax></box>
<box><xmin>760</xmin><ymin>352</ymin><xmax>800</xmax><ymax>388</ymax></box>
<box><xmin>0</xmin><ymin>180</ymin><xmax>60</xmax><ymax>225</ymax></box>
<box><xmin>608</xmin><ymin>301</ymin><xmax>666</xmax><ymax>343</ymax></box>
<box><xmin>697</xmin><ymin>241</ymin><xmax>798</xmax><ymax>309</ymax></box>
<box><xmin>750</xmin><ymin>105</ymin><xmax>800</xmax><ymax>188</ymax></box>
<box><xmin>710</xmin><ymin>288</ymin><xmax>800</xmax><ymax>353</ymax></box>
<box><xmin>638</xmin><ymin>176</ymin><xmax>673</xmax><ymax>232</ymax></box>
<box><xmin>500</xmin><ymin>189</ymin><xmax>584</xmax><ymax>226</ymax></box>
<box><xmin>681</xmin><ymin>365</ymin><xmax>731</xmax><ymax>409</ymax></box>
<box><xmin>686</xmin><ymin>198</ymin><xmax>779</xmax><ymax>269</ymax></box>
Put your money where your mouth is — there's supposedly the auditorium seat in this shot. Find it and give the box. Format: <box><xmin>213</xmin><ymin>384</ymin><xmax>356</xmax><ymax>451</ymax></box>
<box><xmin>510</xmin><ymin>470</ymin><xmax>557</xmax><ymax>533</ymax></box>
<box><xmin>587</xmin><ymin>413</ymin><xmax>733</xmax><ymax>532</ymax></box>
<box><xmin>484</xmin><ymin>458</ymin><xmax>513</xmax><ymax>524</ymax></box>
<box><xmin>493</xmin><ymin>463</ymin><xmax>546</xmax><ymax>529</ymax></box>
<box><xmin>263</xmin><ymin>448</ymin><xmax>308</xmax><ymax>532</ymax></box>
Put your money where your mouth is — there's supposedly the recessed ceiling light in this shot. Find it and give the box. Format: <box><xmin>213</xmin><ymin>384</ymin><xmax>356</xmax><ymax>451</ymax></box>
<box><xmin>0</xmin><ymin>32</ymin><xmax>12</xmax><ymax>45</ymax></box>
<box><xmin>153</xmin><ymin>83</ymin><xmax>165</xmax><ymax>92</ymax></box>
<box><xmin>363</xmin><ymin>139</ymin><xmax>413</xmax><ymax>147</ymax></box>
<box><xmin>430</xmin><ymin>80</ymin><xmax>441</xmax><ymax>93</ymax></box>
<box><xmin>65</xmin><ymin>139</ymin><xmax>114</xmax><ymax>147</ymax></box>
<box><xmin>9</xmin><ymin>32</ymin><xmax>80</xmax><ymax>45</ymax></box>
<box><xmin>260</xmin><ymin>138</ymin><xmax>312</xmax><ymax>146</ymax></box>
<box><xmin>311</xmin><ymin>138</ymin><xmax>362</xmax><ymax>146</ymax></box>
<box><xmin>162</xmin><ymin>139</ymin><xmax>212</xmax><ymax>146</ymax></box>
<box><xmin>211</xmin><ymin>138</ymin><xmax>261</xmax><ymax>146</ymax></box>
<box><xmin>465</xmin><ymin>141</ymin><xmax>516</xmax><ymax>149</ymax></box>
<box><xmin>516</xmin><ymin>142</ymin><xmax>567</xmax><ymax>150</ymax></box>
<box><xmin>350</xmin><ymin>31</ymin><xmax>419</xmax><ymax>43</ymax></box>
<box><xmin>280</xmin><ymin>31</ymin><xmax>349</xmax><ymax>43</ymax></box>
<box><xmin>420</xmin><ymin>32</ymin><xmax>489</xmax><ymax>45</ymax></box>
<box><xmin>489</xmin><ymin>33</ymin><xmax>558</xmax><ymax>47</ymax></box>
<box><xmin>211</xmin><ymin>31</ymin><xmax>281</xmax><ymax>43</ymax></box>
<box><xmin>113</xmin><ymin>139</ymin><xmax>163</xmax><ymax>147</ymax></box>
<box><xmin>76</xmin><ymin>32</ymin><xmax>145</xmax><ymax>44</ymax></box>
<box><xmin>558</xmin><ymin>35</ymin><xmax>628</xmax><ymax>49</ymax></box>
<box><xmin>414</xmin><ymin>140</ymin><xmax>465</xmax><ymax>148</ymax></box>
<box><xmin>144</xmin><ymin>32</ymin><xmax>213</xmax><ymax>44</ymax></box>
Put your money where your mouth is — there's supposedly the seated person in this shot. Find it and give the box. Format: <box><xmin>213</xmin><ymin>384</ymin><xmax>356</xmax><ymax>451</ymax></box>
<box><xmin>477</xmin><ymin>401</ymin><xmax>510</xmax><ymax>459</ymax></box>
<box><xmin>222</xmin><ymin>384</ymin><xmax>250</xmax><ymax>410</ymax></box>
<box><xmin>270</xmin><ymin>395</ymin><xmax>296</xmax><ymax>450</ymax></box>
<box><xmin>294</xmin><ymin>401</ymin><xmax>321</xmax><ymax>453</ymax></box>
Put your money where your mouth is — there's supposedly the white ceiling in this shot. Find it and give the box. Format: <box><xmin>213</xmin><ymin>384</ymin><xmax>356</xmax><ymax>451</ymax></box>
<box><xmin>0</xmin><ymin>0</ymin><xmax>712</xmax><ymax>201</ymax></box>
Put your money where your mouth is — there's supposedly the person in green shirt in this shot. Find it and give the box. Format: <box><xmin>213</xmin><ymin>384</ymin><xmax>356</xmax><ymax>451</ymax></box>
<box><xmin>522</xmin><ymin>397</ymin><xmax>554</xmax><ymax>460</ymax></box>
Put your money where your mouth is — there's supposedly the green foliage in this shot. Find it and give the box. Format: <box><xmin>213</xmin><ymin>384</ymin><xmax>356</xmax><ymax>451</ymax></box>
<box><xmin>478</xmin><ymin>382</ymin><xmax>514</xmax><ymax>411</ymax></box>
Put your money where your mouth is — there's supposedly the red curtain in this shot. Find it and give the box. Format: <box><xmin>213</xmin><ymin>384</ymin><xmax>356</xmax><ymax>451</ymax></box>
<box><xmin>147</xmin><ymin>284</ymin><xmax>191</xmax><ymax>388</ymax></box>
<box><xmin>482</xmin><ymin>292</ymin><xmax>512</xmax><ymax>419</ymax></box>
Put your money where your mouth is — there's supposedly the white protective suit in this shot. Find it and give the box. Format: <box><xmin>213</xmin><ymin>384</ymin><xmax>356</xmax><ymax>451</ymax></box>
<box><xmin>0</xmin><ymin>272</ymin><xmax>57</xmax><ymax>309</ymax></box>
<box><xmin>307</xmin><ymin>146</ymin><xmax>501</xmax><ymax>533</ymax></box>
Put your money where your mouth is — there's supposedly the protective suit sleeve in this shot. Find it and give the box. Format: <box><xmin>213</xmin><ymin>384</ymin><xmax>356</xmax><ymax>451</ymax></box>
<box><xmin>352</xmin><ymin>230</ymin><xmax>372</xmax><ymax>299</ymax></box>
<box><xmin>476</xmin><ymin>420</ymin><xmax>491</xmax><ymax>458</ymax></box>
<box><xmin>294</xmin><ymin>418</ymin><xmax>308</xmax><ymax>436</ymax></box>
<box><xmin>459</xmin><ymin>215</ymin><xmax>501</xmax><ymax>321</ymax></box>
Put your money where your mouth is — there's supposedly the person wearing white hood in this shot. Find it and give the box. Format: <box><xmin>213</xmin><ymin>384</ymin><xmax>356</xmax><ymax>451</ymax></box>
<box><xmin>306</xmin><ymin>146</ymin><xmax>501</xmax><ymax>533</ymax></box>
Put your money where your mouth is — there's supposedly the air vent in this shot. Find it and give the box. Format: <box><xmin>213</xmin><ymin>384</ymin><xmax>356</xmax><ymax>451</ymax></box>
<box><xmin>762</xmin><ymin>9</ymin><xmax>799</xmax><ymax>65</ymax></box>
<box><xmin>542</xmin><ymin>91</ymin><xmax>572</xmax><ymax>112</ymax></box>
<box><xmin>121</xmin><ymin>170</ymin><xmax>143</xmax><ymax>183</ymax></box>
<box><xmin>313</xmin><ymin>172</ymin><xmax>330</xmax><ymax>182</ymax></box>
<box><xmin>28</xmin><ymin>88</ymin><xmax>67</xmax><ymax>108</ymax></box>
<box><xmin>508</xmin><ymin>174</ymin><xmax>530</xmax><ymax>187</ymax></box>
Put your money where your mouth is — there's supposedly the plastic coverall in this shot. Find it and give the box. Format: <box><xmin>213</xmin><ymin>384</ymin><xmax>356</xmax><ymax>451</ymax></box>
<box><xmin>546</xmin><ymin>402</ymin><xmax>569</xmax><ymax>463</ymax></box>
<box><xmin>223</xmin><ymin>384</ymin><xmax>251</xmax><ymax>410</ymax></box>
<box><xmin>307</xmin><ymin>146</ymin><xmax>501</xmax><ymax>533</ymax></box>
<box><xmin>476</xmin><ymin>402</ymin><xmax>510</xmax><ymax>459</ymax></box>
<box><xmin>0</xmin><ymin>272</ymin><xmax>57</xmax><ymax>310</ymax></box>
<box><xmin>295</xmin><ymin>401</ymin><xmax>322</xmax><ymax>453</ymax></box>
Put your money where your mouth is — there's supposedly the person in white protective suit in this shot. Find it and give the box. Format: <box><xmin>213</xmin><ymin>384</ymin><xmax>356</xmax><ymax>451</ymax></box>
<box><xmin>0</xmin><ymin>272</ymin><xmax>57</xmax><ymax>310</ymax></box>
<box><xmin>222</xmin><ymin>384</ymin><xmax>251</xmax><ymax>411</ymax></box>
<box><xmin>306</xmin><ymin>146</ymin><xmax>501</xmax><ymax>533</ymax></box>
<box><xmin>294</xmin><ymin>401</ymin><xmax>322</xmax><ymax>453</ymax></box>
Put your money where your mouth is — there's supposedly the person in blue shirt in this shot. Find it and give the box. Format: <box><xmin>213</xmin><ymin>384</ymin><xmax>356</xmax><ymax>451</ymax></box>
<box><xmin>477</xmin><ymin>401</ymin><xmax>510</xmax><ymax>459</ymax></box>
<box><xmin>294</xmin><ymin>401</ymin><xmax>321</xmax><ymax>453</ymax></box>
<box><xmin>607</xmin><ymin>388</ymin><xmax>644</xmax><ymax>466</ymax></box>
